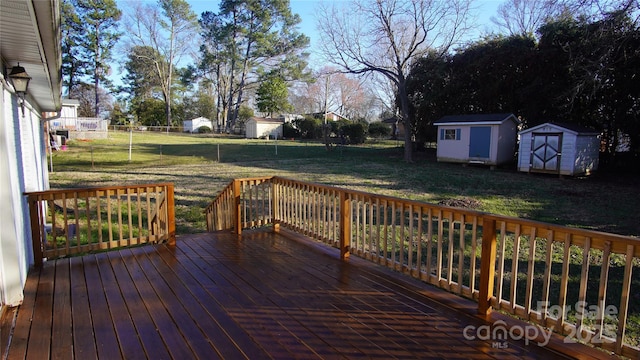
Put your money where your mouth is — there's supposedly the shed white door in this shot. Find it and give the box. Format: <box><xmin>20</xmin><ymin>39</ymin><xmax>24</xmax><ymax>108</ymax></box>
<box><xmin>530</xmin><ymin>133</ymin><xmax>562</xmax><ymax>172</ymax></box>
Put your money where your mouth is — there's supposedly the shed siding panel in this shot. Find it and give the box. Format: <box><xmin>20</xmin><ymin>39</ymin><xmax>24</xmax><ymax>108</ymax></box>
<box><xmin>558</xmin><ymin>133</ymin><xmax>575</xmax><ymax>175</ymax></box>
<box><xmin>518</xmin><ymin>132</ymin><xmax>532</xmax><ymax>172</ymax></box>
<box><xmin>246</xmin><ymin>120</ymin><xmax>257</xmax><ymax>138</ymax></box>
<box><xmin>496</xmin><ymin>121</ymin><xmax>518</xmax><ymax>164</ymax></box>
<box><xmin>436</xmin><ymin>126</ymin><xmax>469</xmax><ymax>162</ymax></box>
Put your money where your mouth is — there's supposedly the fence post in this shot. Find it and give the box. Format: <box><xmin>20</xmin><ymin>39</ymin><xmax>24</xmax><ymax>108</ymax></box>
<box><xmin>478</xmin><ymin>217</ymin><xmax>497</xmax><ymax>315</ymax></box>
<box><xmin>28</xmin><ymin>195</ymin><xmax>43</xmax><ymax>267</ymax></box>
<box><xmin>234</xmin><ymin>179</ymin><xmax>242</xmax><ymax>235</ymax></box>
<box><xmin>166</xmin><ymin>184</ymin><xmax>176</xmax><ymax>246</ymax></box>
<box><xmin>339</xmin><ymin>191</ymin><xmax>351</xmax><ymax>259</ymax></box>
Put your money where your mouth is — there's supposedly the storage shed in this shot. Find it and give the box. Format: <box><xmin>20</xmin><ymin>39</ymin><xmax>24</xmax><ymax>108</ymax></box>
<box><xmin>183</xmin><ymin>117</ymin><xmax>213</xmax><ymax>133</ymax></box>
<box><xmin>517</xmin><ymin>122</ymin><xmax>600</xmax><ymax>176</ymax></box>
<box><xmin>434</xmin><ymin>113</ymin><xmax>519</xmax><ymax>166</ymax></box>
<box><xmin>245</xmin><ymin>117</ymin><xmax>284</xmax><ymax>139</ymax></box>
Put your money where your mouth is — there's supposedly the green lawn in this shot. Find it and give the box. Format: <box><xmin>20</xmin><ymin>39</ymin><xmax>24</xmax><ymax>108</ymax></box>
<box><xmin>49</xmin><ymin>131</ymin><xmax>639</xmax><ymax>237</ymax></box>
<box><xmin>48</xmin><ymin>130</ymin><xmax>640</xmax><ymax>348</ymax></box>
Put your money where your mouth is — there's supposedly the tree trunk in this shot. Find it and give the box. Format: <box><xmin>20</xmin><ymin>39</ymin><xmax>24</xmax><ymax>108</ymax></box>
<box><xmin>398</xmin><ymin>79</ymin><xmax>413</xmax><ymax>162</ymax></box>
<box><xmin>94</xmin><ymin>27</ymin><xmax>100</xmax><ymax>117</ymax></box>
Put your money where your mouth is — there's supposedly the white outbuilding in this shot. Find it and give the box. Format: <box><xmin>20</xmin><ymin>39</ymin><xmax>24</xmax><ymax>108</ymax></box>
<box><xmin>183</xmin><ymin>117</ymin><xmax>213</xmax><ymax>133</ymax></box>
<box><xmin>245</xmin><ymin>117</ymin><xmax>284</xmax><ymax>139</ymax></box>
<box><xmin>434</xmin><ymin>113</ymin><xmax>520</xmax><ymax>167</ymax></box>
<box><xmin>517</xmin><ymin>122</ymin><xmax>600</xmax><ymax>176</ymax></box>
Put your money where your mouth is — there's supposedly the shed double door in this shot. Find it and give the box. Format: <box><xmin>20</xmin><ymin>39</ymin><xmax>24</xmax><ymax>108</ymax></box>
<box><xmin>530</xmin><ymin>132</ymin><xmax>562</xmax><ymax>173</ymax></box>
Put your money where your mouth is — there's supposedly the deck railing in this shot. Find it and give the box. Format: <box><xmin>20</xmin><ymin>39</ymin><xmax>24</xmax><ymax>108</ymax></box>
<box><xmin>206</xmin><ymin>176</ymin><xmax>640</xmax><ymax>358</ymax></box>
<box><xmin>26</xmin><ymin>183</ymin><xmax>176</xmax><ymax>266</ymax></box>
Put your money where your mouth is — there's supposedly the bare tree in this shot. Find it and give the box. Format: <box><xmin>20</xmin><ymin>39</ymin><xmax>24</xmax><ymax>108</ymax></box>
<box><xmin>491</xmin><ymin>0</ymin><xmax>562</xmax><ymax>36</ymax></box>
<box><xmin>561</xmin><ymin>0</ymin><xmax>639</xmax><ymax>23</ymax></box>
<box><xmin>317</xmin><ymin>0</ymin><xmax>473</xmax><ymax>161</ymax></box>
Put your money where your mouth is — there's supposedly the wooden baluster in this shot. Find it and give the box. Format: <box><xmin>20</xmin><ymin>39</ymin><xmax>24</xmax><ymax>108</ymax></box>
<box><xmin>166</xmin><ymin>184</ymin><xmax>175</xmax><ymax>246</ymax></box>
<box><xmin>447</xmin><ymin>212</ymin><xmax>454</xmax><ymax>286</ymax></box>
<box><xmin>615</xmin><ymin>244</ymin><xmax>634</xmax><ymax>354</ymax></box>
<box><xmin>136</xmin><ymin>188</ymin><xmax>142</xmax><ymax>243</ymax></box>
<box><xmin>127</xmin><ymin>188</ymin><xmax>133</xmax><ymax>245</ymax></box>
<box><xmin>457</xmin><ymin>214</ymin><xmax>465</xmax><ymax>295</ymax></box>
<box><xmin>540</xmin><ymin>230</ymin><xmax>555</xmax><ymax>325</ymax></box>
<box><xmin>478</xmin><ymin>218</ymin><xmax>497</xmax><ymax>316</ymax></box>
<box><xmin>426</xmin><ymin>208</ymin><xmax>433</xmax><ymax>281</ymax></box>
<box><xmin>596</xmin><ymin>241</ymin><xmax>611</xmax><ymax>343</ymax></box>
<box><xmin>382</xmin><ymin>200</ymin><xmax>388</xmax><ymax>264</ymax></box>
<box><xmin>355</xmin><ymin>195</ymin><xmax>361</xmax><ymax>254</ymax></box>
<box><xmin>234</xmin><ymin>179</ymin><xmax>241</xmax><ymax>235</ymax></box>
<box><xmin>525</xmin><ymin>227</ymin><xmax>537</xmax><ymax>320</ymax></box>
<box><xmin>391</xmin><ymin>201</ymin><xmax>397</xmax><ymax>268</ymax></box>
<box><xmin>436</xmin><ymin>211</ymin><xmax>443</xmax><ymax>282</ymax></box>
<box><xmin>557</xmin><ymin>234</ymin><xmax>572</xmax><ymax>335</ymax></box>
<box><xmin>369</xmin><ymin>198</ymin><xmax>375</xmax><ymax>260</ymax></box>
<box><xmin>399</xmin><ymin>202</ymin><xmax>405</xmax><ymax>270</ymax></box>
<box><xmin>415</xmin><ymin>206</ymin><xmax>423</xmax><ymax>277</ymax></box>
<box><xmin>469</xmin><ymin>216</ymin><xmax>478</xmax><ymax>294</ymax></box>
<box><xmin>510</xmin><ymin>225</ymin><xmax>521</xmax><ymax>314</ymax></box>
<box><xmin>575</xmin><ymin>237</ymin><xmax>592</xmax><ymax>337</ymax></box>
<box><xmin>117</xmin><ymin>189</ymin><xmax>124</xmax><ymax>246</ymax></box>
<box><xmin>339</xmin><ymin>191</ymin><xmax>351</xmax><ymax>259</ymax></box>
<box><xmin>495</xmin><ymin>222</ymin><xmax>507</xmax><ymax>308</ymax></box>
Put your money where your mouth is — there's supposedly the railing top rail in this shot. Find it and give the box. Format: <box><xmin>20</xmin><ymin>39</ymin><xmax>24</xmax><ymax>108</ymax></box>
<box><xmin>220</xmin><ymin>176</ymin><xmax>639</xmax><ymax>247</ymax></box>
<box><xmin>483</xmin><ymin>213</ymin><xmax>639</xmax><ymax>242</ymax></box>
<box><xmin>24</xmin><ymin>182</ymin><xmax>175</xmax><ymax>197</ymax></box>
<box><xmin>271</xmin><ymin>175</ymin><xmax>493</xmax><ymax>216</ymax></box>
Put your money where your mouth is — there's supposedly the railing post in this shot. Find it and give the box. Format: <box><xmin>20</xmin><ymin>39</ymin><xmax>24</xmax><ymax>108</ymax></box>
<box><xmin>28</xmin><ymin>195</ymin><xmax>44</xmax><ymax>267</ymax></box>
<box><xmin>339</xmin><ymin>191</ymin><xmax>351</xmax><ymax>259</ymax></box>
<box><xmin>234</xmin><ymin>179</ymin><xmax>242</xmax><ymax>235</ymax></box>
<box><xmin>478</xmin><ymin>217</ymin><xmax>497</xmax><ymax>316</ymax></box>
<box><xmin>271</xmin><ymin>180</ymin><xmax>280</xmax><ymax>233</ymax></box>
<box><xmin>166</xmin><ymin>184</ymin><xmax>176</xmax><ymax>246</ymax></box>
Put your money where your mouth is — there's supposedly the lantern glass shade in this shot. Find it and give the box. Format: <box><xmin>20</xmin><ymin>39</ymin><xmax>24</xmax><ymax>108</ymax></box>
<box><xmin>8</xmin><ymin>65</ymin><xmax>31</xmax><ymax>94</ymax></box>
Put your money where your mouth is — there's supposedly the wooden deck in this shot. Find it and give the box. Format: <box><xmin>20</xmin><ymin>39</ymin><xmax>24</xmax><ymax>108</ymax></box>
<box><xmin>4</xmin><ymin>229</ymin><xmax>616</xmax><ymax>359</ymax></box>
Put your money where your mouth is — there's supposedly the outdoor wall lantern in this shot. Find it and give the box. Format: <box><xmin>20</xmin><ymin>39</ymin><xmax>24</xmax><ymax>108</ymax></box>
<box><xmin>8</xmin><ymin>64</ymin><xmax>31</xmax><ymax>116</ymax></box>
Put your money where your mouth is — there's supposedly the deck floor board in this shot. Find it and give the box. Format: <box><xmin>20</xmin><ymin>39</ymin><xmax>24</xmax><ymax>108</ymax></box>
<box><xmin>5</xmin><ymin>229</ymin><xmax>616</xmax><ymax>359</ymax></box>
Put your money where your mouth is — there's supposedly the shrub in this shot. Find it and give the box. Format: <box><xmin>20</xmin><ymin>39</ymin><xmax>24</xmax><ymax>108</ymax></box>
<box><xmin>368</xmin><ymin>121</ymin><xmax>391</xmax><ymax>139</ymax></box>
<box><xmin>294</xmin><ymin>117</ymin><xmax>323</xmax><ymax>139</ymax></box>
<box><xmin>341</xmin><ymin>123</ymin><xmax>367</xmax><ymax>144</ymax></box>
<box><xmin>283</xmin><ymin>122</ymin><xmax>300</xmax><ymax>139</ymax></box>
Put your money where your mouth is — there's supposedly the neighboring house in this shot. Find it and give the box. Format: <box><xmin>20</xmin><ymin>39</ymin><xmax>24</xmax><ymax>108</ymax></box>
<box><xmin>278</xmin><ymin>113</ymin><xmax>303</xmax><ymax>123</ymax></box>
<box><xmin>49</xmin><ymin>98</ymin><xmax>79</xmax><ymax>129</ymax></box>
<box><xmin>309</xmin><ymin>111</ymin><xmax>350</xmax><ymax>122</ymax></box>
<box><xmin>49</xmin><ymin>98</ymin><xmax>108</xmax><ymax>140</ymax></box>
<box><xmin>383</xmin><ymin>116</ymin><xmax>405</xmax><ymax>139</ymax></box>
<box><xmin>184</xmin><ymin>116</ymin><xmax>213</xmax><ymax>133</ymax></box>
<box><xmin>245</xmin><ymin>117</ymin><xmax>284</xmax><ymax>139</ymax></box>
<box><xmin>0</xmin><ymin>0</ymin><xmax>62</xmax><ymax>310</ymax></box>
<box><xmin>434</xmin><ymin>113</ymin><xmax>520</xmax><ymax>167</ymax></box>
<box><xmin>518</xmin><ymin>122</ymin><xmax>600</xmax><ymax>176</ymax></box>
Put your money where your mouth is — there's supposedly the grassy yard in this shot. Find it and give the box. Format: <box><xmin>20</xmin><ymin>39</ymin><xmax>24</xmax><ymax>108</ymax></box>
<box><xmin>48</xmin><ymin>131</ymin><xmax>640</xmax><ymax>348</ymax></box>
<box><xmin>49</xmin><ymin>131</ymin><xmax>639</xmax><ymax>237</ymax></box>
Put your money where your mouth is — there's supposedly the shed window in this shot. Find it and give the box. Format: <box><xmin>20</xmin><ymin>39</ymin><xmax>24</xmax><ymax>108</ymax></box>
<box><xmin>440</xmin><ymin>128</ymin><xmax>461</xmax><ymax>140</ymax></box>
